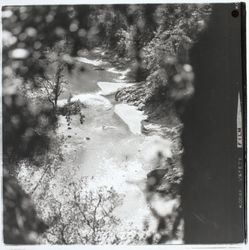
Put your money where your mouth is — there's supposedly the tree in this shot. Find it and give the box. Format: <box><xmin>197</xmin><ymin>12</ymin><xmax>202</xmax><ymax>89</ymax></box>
<box><xmin>3</xmin><ymin>171</ymin><xmax>48</xmax><ymax>244</ymax></box>
<box><xmin>36</xmin><ymin>41</ymin><xmax>71</xmax><ymax>113</ymax></box>
<box><xmin>39</xmin><ymin>63</ymin><xmax>66</xmax><ymax>112</ymax></box>
<box><xmin>38</xmin><ymin>179</ymin><xmax>123</xmax><ymax>244</ymax></box>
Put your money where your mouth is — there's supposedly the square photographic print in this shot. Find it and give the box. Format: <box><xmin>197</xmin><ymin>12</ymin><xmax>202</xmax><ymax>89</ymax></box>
<box><xmin>1</xmin><ymin>1</ymin><xmax>247</xmax><ymax>246</ymax></box>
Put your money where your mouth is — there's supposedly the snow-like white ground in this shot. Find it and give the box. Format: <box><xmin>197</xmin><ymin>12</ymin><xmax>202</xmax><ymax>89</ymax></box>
<box><xmin>75</xmin><ymin>57</ymin><xmax>107</xmax><ymax>66</ymax></box>
<box><xmin>57</xmin><ymin>92</ymin><xmax>112</xmax><ymax>110</ymax></box>
<box><xmin>114</xmin><ymin>103</ymin><xmax>147</xmax><ymax>135</ymax></box>
<box><xmin>55</xmin><ymin>105</ymin><xmax>151</xmax><ymax>231</ymax></box>
<box><xmin>17</xmin><ymin>54</ymin><xmax>177</xmax><ymax>243</ymax></box>
<box><xmin>97</xmin><ymin>81</ymin><xmax>134</xmax><ymax>96</ymax></box>
<box><xmin>106</xmin><ymin>68</ymin><xmax>131</xmax><ymax>81</ymax></box>
<box><xmin>54</xmin><ymin>57</ymin><xmax>153</xmax><ymax>230</ymax></box>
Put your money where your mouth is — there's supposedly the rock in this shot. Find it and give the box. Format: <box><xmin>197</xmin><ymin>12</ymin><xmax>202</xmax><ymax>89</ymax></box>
<box><xmin>102</xmin><ymin>125</ymin><xmax>116</xmax><ymax>130</ymax></box>
<box><xmin>75</xmin><ymin>57</ymin><xmax>105</xmax><ymax>66</ymax></box>
<box><xmin>94</xmin><ymin>66</ymin><xmax>105</xmax><ymax>71</ymax></box>
<box><xmin>137</xmin><ymin>103</ymin><xmax>145</xmax><ymax>110</ymax></box>
<box><xmin>97</xmin><ymin>81</ymin><xmax>134</xmax><ymax>96</ymax></box>
<box><xmin>149</xmin><ymin>196</ymin><xmax>179</xmax><ymax>217</ymax></box>
<box><xmin>115</xmin><ymin>81</ymin><xmax>149</xmax><ymax>107</ymax></box>
<box><xmin>147</xmin><ymin>168</ymin><xmax>169</xmax><ymax>189</ymax></box>
<box><xmin>114</xmin><ymin>103</ymin><xmax>147</xmax><ymax>135</ymax></box>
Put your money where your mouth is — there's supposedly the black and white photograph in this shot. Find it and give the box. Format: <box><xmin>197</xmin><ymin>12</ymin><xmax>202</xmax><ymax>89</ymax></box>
<box><xmin>1</xmin><ymin>0</ymin><xmax>247</xmax><ymax>246</ymax></box>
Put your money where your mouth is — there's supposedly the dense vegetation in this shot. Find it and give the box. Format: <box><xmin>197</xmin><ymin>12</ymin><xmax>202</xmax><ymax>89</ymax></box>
<box><xmin>2</xmin><ymin>4</ymin><xmax>211</xmax><ymax>244</ymax></box>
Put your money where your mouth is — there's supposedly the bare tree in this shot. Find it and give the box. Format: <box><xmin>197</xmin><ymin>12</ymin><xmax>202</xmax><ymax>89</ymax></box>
<box><xmin>36</xmin><ymin>40</ymin><xmax>71</xmax><ymax>113</ymax></box>
<box><xmin>41</xmin><ymin>180</ymin><xmax>123</xmax><ymax>244</ymax></box>
<box><xmin>41</xmin><ymin>62</ymin><xmax>66</xmax><ymax>112</ymax></box>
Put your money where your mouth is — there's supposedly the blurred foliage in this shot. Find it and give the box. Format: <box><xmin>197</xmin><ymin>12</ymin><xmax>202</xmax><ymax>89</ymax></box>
<box><xmin>3</xmin><ymin>93</ymin><xmax>55</xmax><ymax>169</ymax></box>
<box><xmin>2</xmin><ymin>4</ymin><xmax>211</xmax><ymax>82</ymax></box>
<box><xmin>36</xmin><ymin>41</ymin><xmax>71</xmax><ymax>112</ymax></box>
<box><xmin>2</xmin><ymin>4</ymin><xmax>212</xmax><ymax>244</ymax></box>
<box><xmin>3</xmin><ymin>170</ymin><xmax>48</xmax><ymax>244</ymax></box>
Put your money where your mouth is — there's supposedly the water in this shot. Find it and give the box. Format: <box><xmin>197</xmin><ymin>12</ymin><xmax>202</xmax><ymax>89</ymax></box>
<box><xmin>58</xmin><ymin>58</ymin><xmax>151</xmax><ymax>229</ymax></box>
<box><xmin>16</xmin><ymin>55</ymin><xmax>181</xmax><ymax>242</ymax></box>
<box><xmin>61</xmin><ymin>63</ymin><xmax>117</xmax><ymax>98</ymax></box>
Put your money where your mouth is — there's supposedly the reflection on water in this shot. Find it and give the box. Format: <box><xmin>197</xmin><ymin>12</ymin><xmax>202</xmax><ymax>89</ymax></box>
<box><xmin>61</xmin><ymin>63</ymin><xmax>117</xmax><ymax>98</ymax></box>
